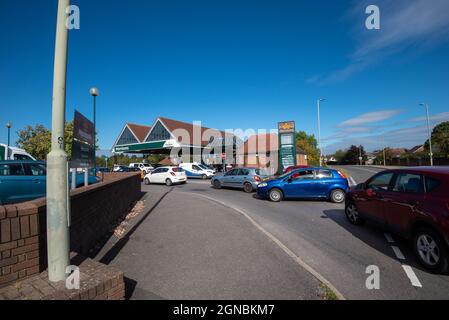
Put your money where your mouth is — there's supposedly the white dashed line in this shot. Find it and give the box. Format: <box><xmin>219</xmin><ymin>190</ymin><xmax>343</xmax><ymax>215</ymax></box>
<box><xmin>391</xmin><ymin>246</ymin><xmax>406</xmax><ymax>260</ymax></box>
<box><xmin>402</xmin><ymin>265</ymin><xmax>423</xmax><ymax>288</ymax></box>
<box><xmin>384</xmin><ymin>233</ymin><xmax>395</xmax><ymax>243</ymax></box>
<box><xmin>348</xmin><ymin>177</ymin><xmax>357</xmax><ymax>186</ymax></box>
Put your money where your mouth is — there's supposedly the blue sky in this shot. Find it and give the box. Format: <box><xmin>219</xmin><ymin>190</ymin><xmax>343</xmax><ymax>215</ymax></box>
<box><xmin>1</xmin><ymin>0</ymin><xmax>448</xmax><ymax>154</ymax></box>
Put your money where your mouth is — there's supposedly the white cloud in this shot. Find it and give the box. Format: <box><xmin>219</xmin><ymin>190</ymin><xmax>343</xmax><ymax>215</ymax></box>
<box><xmin>409</xmin><ymin>111</ymin><xmax>449</xmax><ymax>123</ymax></box>
<box><xmin>339</xmin><ymin>109</ymin><xmax>401</xmax><ymax>126</ymax></box>
<box><xmin>310</xmin><ymin>0</ymin><xmax>449</xmax><ymax>85</ymax></box>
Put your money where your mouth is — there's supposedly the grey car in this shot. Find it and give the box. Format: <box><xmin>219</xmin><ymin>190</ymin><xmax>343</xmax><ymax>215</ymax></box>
<box><xmin>211</xmin><ymin>167</ymin><xmax>270</xmax><ymax>193</ymax></box>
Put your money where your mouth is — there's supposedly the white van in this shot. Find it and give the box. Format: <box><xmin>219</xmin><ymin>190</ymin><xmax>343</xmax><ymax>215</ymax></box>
<box><xmin>129</xmin><ymin>163</ymin><xmax>154</xmax><ymax>174</ymax></box>
<box><xmin>0</xmin><ymin>144</ymin><xmax>36</xmax><ymax>161</ymax></box>
<box><xmin>179</xmin><ymin>163</ymin><xmax>215</xmax><ymax>179</ymax></box>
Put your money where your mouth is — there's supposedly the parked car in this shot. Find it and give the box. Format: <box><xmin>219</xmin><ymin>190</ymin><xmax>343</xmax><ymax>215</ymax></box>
<box><xmin>0</xmin><ymin>160</ymin><xmax>99</xmax><ymax>205</ymax></box>
<box><xmin>0</xmin><ymin>144</ymin><xmax>36</xmax><ymax>161</ymax></box>
<box><xmin>345</xmin><ymin>167</ymin><xmax>449</xmax><ymax>273</ymax></box>
<box><xmin>211</xmin><ymin>167</ymin><xmax>271</xmax><ymax>193</ymax></box>
<box><xmin>257</xmin><ymin>168</ymin><xmax>349</xmax><ymax>203</ymax></box>
<box><xmin>179</xmin><ymin>163</ymin><xmax>215</xmax><ymax>179</ymax></box>
<box><xmin>129</xmin><ymin>163</ymin><xmax>154</xmax><ymax>174</ymax></box>
<box><xmin>283</xmin><ymin>165</ymin><xmax>310</xmax><ymax>174</ymax></box>
<box><xmin>143</xmin><ymin>166</ymin><xmax>187</xmax><ymax>186</ymax></box>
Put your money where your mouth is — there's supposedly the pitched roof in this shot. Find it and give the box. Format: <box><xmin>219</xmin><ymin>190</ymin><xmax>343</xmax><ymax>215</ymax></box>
<box><xmin>127</xmin><ymin>123</ymin><xmax>152</xmax><ymax>143</ymax></box>
<box><xmin>158</xmin><ymin>117</ymin><xmax>232</xmax><ymax>147</ymax></box>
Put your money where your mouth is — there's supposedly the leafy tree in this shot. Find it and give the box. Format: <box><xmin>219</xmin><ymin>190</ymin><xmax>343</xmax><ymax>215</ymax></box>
<box><xmin>17</xmin><ymin>122</ymin><xmax>74</xmax><ymax>160</ymax></box>
<box><xmin>341</xmin><ymin>145</ymin><xmax>366</xmax><ymax>165</ymax></box>
<box><xmin>296</xmin><ymin>131</ymin><xmax>320</xmax><ymax>166</ymax></box>
<box><xmin>426</xmin><ymin>121</ymin><xmax>449</xmax><ymax>158</ymax></box>
<box><xmin>333</xmin><ymin>149</ymin><xmax>346</xmax><ymax>163</ymax></box>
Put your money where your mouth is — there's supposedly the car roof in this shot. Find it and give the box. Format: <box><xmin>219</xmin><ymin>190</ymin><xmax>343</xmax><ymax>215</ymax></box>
<box><xmin>0</xmin><ymin>160</ymin><xmax>44</xmax><ymax>165</ymax></box>
<box><xmin>386</xmin><ymin>167</ymin><xmax>449</xmax><ymax>176</ymax></box>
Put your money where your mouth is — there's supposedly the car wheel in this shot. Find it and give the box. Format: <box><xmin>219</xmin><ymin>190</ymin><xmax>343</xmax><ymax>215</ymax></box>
<box><xmin>243</xmin><ymin>182</ymin><xmax>253</xmax><ymax>193</ymax></box>
<box><xmin>165</xmin><ymin>178</ymin><xmax>173</xmax><ymax>186</ymax></box>
<box><xmin>413</xmin><ymin>227</ymin><xmax>449</xmax><ymax>274</ymax></box>
<box><xmin>213</xmin><ymin>180</ymin><xmax>222</xmax><ymax>189</ymax></box>
<box><xmin>202</xmin><ymin>174</ymin><xmax>207</xmax><ymax>180</ymax></box>
<box><xmin>345</xmin><ymin>202</ymin><xmax>365</xmax><ymax>226</ymax></box>
<box><xmin>268</xmin><ymin>188</ymin><xmax>283</xmax><ymax>202</ymax></box>
<box><xmin>144</xmin><ymin>178</ymin><xmax>150</xmax><ymax>185</ymax></box>
<box><xmin>330</xmin><ymin>189</ymin><xmax>346</xmax><ymax>203</ymax></box>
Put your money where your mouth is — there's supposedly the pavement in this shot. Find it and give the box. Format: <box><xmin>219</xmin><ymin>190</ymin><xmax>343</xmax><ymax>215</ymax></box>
<box><xmin>93</xmin><ymin>184</ymin><xmax>324</xmax><ymax>300</ymax></box>
<box><xmin>94</xmin><ymin>166</ymin><xmax>449</xmax><ymax>300</ymax></box>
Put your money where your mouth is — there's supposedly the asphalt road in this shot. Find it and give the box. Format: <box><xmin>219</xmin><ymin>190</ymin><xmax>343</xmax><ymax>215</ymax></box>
<box><xmin>166</xmin><ymin>170</ymin><xmax>449</xmax><ymax>300</ymax></box>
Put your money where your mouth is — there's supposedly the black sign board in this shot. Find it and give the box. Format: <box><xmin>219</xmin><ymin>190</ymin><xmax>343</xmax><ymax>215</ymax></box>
<box><xmin>71</xmin><ymin>111</ymin><xmax>95</xmax><ymax>168</ymax></box>
<box><xmin>278</xmin><ymin>121</ymin><xmax>297</xmax><ymax>172</ymax></box>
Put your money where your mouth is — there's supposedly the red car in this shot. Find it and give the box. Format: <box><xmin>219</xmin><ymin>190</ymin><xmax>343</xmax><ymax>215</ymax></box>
<box><xmin>345</xmin><ymin>167</ymin><xmax>449</xmax><ymax>273</ymax></box>
<box><xmin>283</xmin><ymin>165</ymin><xmax>310</xmax><ymax>174</ymax></box>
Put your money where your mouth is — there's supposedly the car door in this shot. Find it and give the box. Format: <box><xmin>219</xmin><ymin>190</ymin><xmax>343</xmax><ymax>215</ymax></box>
<box><xmin>0</xmin><ymin>163</ymin><xmax>28</xmax><ymax>204</ymax></box>
<box><xmin>382</xmin><ymin>172</ymin><xmax>426</xmax><ymax>234</ymax></box>
<box><xmin>150</xmin><ymin>168</ymin><xmax>163</xmax><ymax>183</ymax></box>
<box><xmin>221</xmin><ymin>169</ymin><xmax>238</xmax><ymax>187</ymax></box>
<box><xmin>23</xmin><ymin>162</ymin><xmax>47</xmax><ymax>199</ymax></box>
<box><xmin>313</xmin><ymin>169</ymin><xmax>335</xmax><ymax>196</ymax></box>
<box><xmin>234</xmin><ymin>169</ymin><xmax>250</xmax><ymax>188</ymax></box>
<box><xmin>282</xmin><ymin>170</ymin><xmax>316</xmax><ymax>198</ymax></box>
<box><xmin>355</xmin><ymin>172</ymin><xmax>395</xmax><ymax>224</ymax></box>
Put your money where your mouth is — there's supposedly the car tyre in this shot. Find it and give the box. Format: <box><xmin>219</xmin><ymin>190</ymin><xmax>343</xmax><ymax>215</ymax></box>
<box><xmin>213</xmin><ymin>180</ymin><xmax>222</xmax><ymax>189</ymax></box>
<box><xmin>202</xmin><ymin>174</ymin><xmax>208</xmax><ymax>180</ymax></box>
<box><xmin>165</xmin><ymin>178</ymin><xmax>173</xmax><ymax>186</ymax></box>
<box><xmin>330</xmin><ymin>189</ymin><xmax>346</xmax><ymax>203</ymax></box>
<box><xmin>345</xmin><ymin>202</ymin><xmax>365</xmax><ymax>226</ymax></box>
<box><xmin>413</xmin><ymin>227</ymin><xmax>449</xmax><ymax>274</ymax></box>
<box><xmin>268</xmin><ymin>188</ymin><xmax>283</xmax><ymax>202</ymax></box>
<box><xmin>144</xmin><ymin>178</ymin><xmax>150</xmax><ymax>185</ymax></box>
<box><xmin>243</xmin><ymin>182</ymin><xmax>254</xmax><ymax>193</ymax></box>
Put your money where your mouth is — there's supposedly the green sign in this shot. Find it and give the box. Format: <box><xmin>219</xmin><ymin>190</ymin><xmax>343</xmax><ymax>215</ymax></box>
<box><xmin>278</xmin><ymin>121</ymin><xmax>297</xmax><ymax>172</ymax></box>
<box><xmin>114</xmin><ymin>141</ymin><xmax>166</xmax><ymax>153</ymax></box>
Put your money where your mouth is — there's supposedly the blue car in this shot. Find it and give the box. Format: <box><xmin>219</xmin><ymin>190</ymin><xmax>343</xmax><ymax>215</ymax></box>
<box><xmin>0</xmin><ymin>160</ymin><xmax>99</xmax><ymax>205</ymax></box>
<box><xmin>256</xmin><ymin>168</ymin><xmax>349</xmax><ymax>203</ymax></box>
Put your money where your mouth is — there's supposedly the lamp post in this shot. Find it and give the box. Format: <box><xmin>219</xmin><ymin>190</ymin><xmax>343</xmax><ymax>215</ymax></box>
<box><xmin>6</xmin><ymin>122</ymin><xmax>12</xmax><ymax>160</ymax></box>
<box><xmin>317</xmin><ymin>98</ymin><xmax>325</xmax><ymax>167</ymax></box>
<box><xmin>420</xmin><ymin>103</ymin><xmax>433</xmax><ymax>166</ymax></box>
<box><xmin>382</xmin><ymin>136</ymin><xmax>386</xmax><ymax>166</ymax></box>
<box><xmin>46</xmin><ymin>0</ymin><xmax>70</xmax><ymax>282</ymax></box>
<box><xmin>89</xmin><ymin>87</ymin><xmax>99</xmax><ymax>174</ymax></box>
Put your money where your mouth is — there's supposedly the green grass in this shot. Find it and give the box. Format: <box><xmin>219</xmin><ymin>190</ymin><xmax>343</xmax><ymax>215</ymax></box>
<box><xmin>320</xmin><ymin>283</ymin><xmax>340</xmax><ymax>300</ymax></box>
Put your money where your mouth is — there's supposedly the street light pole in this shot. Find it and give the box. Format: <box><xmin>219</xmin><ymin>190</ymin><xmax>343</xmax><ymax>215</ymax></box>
<box><xmin>46</xmin><ymin>0</ymin><xmax>70</xmax><ymax>282</ymax></box>
<box><xmin>382</xmin><ymin>136</ymin><xmax>386</xmax><ymax>166</ymax></box>
<box><xmin>89</xmin><ymin>88</ymin><xmax>99</xmax><ymax>175</ymax></box>
<box><xmin>317</xmin><ymin>98</ymin><xmax>325</xmax><ymax>167</ymax></box>
<box><xmin>6</xmin><ymin>123</ymin><xmax>12</xmax><ymax>160</ymax></box>
<box><xmin>420</xmin><ymin>103</ymin><xmax>434</xmax><ymax>166</ymax></box>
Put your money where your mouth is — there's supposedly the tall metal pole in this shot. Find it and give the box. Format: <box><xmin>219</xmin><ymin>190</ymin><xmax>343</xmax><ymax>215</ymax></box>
<box><xmin>6</xmin><ymin>123</ymin><xmax>11</xmax><ymax>160</ymax></box>
<box><xmin>382</xmin><ymin>136</ymin><xmax>386</xmax><ymax>166</ymax></box>
<box><xmin>421</xmin><ymin>103</ymin><xmax>434</xmax><ymax>166</ymax></box>
<box><xmin>89</xmin><ymin>88</ymin><xmax>99</xmax><ymax>175</ymax></box>
<box><xmin>46</xmin><ymin>0</ymin><xmax>70</xmax><ymax>282</ymax></box>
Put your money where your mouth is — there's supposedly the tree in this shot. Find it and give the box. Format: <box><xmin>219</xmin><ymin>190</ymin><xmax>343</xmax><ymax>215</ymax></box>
<box><xmin>428</xmin><ymin>121</ymin><xmax>449</xmax><ymax>158</ymax></box>
<box><xmin>16</xmin><ymin>122</ymin><xmax>74</xmax><ymax>160</ymax></box>
<box><xmin>333</xmin><ymin>149</ymin><xmax>346</xmax><ymax>163</ymax></box>
<box><xmin>296</xmin><ymin>131</ymin><xmax>320</xmax><ymax>166</ymax></box>
<box><xmin>341</xmin><ymin>145</ymin><xmax>367</xmax><ymax>165</ymax></box>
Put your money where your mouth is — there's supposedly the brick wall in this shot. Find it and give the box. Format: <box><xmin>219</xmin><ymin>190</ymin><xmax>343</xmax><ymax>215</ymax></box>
<box><xmin>0</xmin><ymin>173</ymin><xmax>140</xmax><ymax>288</ymax></box>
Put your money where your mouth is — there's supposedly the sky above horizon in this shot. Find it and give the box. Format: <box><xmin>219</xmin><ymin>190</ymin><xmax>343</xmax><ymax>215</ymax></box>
<box><xmin>1</xmin><ymin>0</ymin><xmax>448</xmax><ymax>154</ymax></box>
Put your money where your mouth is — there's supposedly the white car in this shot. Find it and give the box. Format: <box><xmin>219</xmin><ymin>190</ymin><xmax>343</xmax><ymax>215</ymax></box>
<box><xmin>129</xmin><ymin>163</ymin><xmax>154</xmax><ymax>174</ymax></box>
<box><xmin>144</xmin><ymin>166</ymin><xmax>187</xmax><ymax>186</ymax></box>
<box><xmin>179</xmin><ymin>163</ymin><xmax>215</xmax><ymax>179</ymax></box>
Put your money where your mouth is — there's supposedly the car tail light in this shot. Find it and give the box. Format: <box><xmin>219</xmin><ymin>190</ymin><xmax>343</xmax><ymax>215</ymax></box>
<box><xmin>337</xmin><ymin>171</ymin><xmax>347</xmax><ymax>179</ymax></box>
<box><xmin>254</xmin><ymin>176</ymin><xmax>261</xmax><ymax>182</ymax></box>
<box><xmin>170</xmin><ymin>172</ymin><xmax>176</xmax><ymax>176</ymax></box>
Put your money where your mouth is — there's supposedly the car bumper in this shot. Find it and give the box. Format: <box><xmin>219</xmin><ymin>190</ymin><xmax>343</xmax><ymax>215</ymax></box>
<box><xmin>256</xmin><ymin>186</ymin><xmax>269</xmax><ymax>199</ymax></box>
<box><xmin>173</xmin><ymin>177</ymin><xmax>187</xmax><ymax>183</ymax></box>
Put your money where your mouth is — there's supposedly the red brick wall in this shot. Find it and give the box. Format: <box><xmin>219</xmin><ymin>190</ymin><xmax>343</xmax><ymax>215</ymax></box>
<box><xmin>0</xmin><ymin>173</ymin><xmax>140</xmax><ymax>288</ymax></box>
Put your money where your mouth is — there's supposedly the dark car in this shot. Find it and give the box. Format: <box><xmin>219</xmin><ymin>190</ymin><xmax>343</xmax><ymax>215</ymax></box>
<box><xmin>257</xmin><ymin>167</ymin><xmax>349</xmax><ymax>203</ymax></box>
<box><xmin>345</xmin><ymin>167</ymin><xmax>449</xmax><ymax>273</ymax></box>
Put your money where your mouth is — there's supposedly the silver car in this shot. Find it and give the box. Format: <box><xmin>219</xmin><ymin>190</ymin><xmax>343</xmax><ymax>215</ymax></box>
<box><xmin>211</xmin><ymin>167</ymin><xmax>270</xmax><ymax>193</ymax></box>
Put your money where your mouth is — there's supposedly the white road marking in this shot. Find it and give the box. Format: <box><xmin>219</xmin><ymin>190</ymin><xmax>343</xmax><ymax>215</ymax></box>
<box><xmin>391</xmin><ymin>246</ymin><xmax>406</xmax><ymax>260</ymax></box>
<box><xmin>348</xmin><ymin>177</ymin><xmax>357</xmax><ymax>186</ymax></box>
<box><xmin>384</xmin><ymin>233</ymin><xmax>395</xmax><ymax>243</ymax></box>
<box><xmin>402</xmin><ymin>265</ymin><xmax>423</xmax><ymax>288</ymax></box>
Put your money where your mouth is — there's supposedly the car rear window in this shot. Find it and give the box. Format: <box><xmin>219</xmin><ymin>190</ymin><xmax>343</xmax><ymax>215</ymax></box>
<box><xmin>425</xmin><ymin>177</ymin><xmax>441</xmax><ymax>193</ymax></box>
<box><xmin>172</xmin><ymin>167</ymin><xmax>184</xmax><ymax>172</ymax></box>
